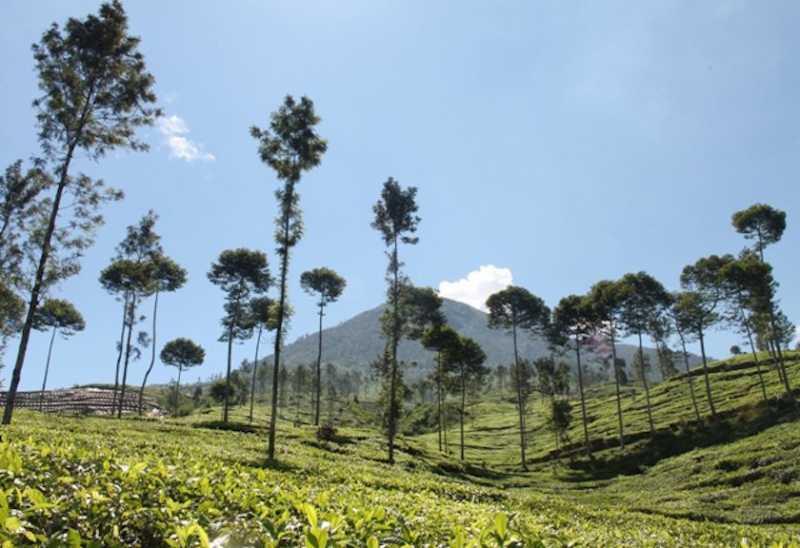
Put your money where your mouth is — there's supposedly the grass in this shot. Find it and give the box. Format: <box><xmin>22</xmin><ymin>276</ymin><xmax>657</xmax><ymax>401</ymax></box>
<box><xmin>0</xmin><ymin>352</ymin><xmax>799</xmax><ymax>545</ymax></box>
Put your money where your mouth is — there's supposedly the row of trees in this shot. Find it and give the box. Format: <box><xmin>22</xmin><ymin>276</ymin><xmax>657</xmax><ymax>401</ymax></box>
<box><xmin>484</xmin><ymin>203</ymin><xmax>793</xmax><ymax>468</ymax></box>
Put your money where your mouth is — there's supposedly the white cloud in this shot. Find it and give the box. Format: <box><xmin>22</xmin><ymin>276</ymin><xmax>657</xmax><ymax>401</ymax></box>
<box><xmin>438</xmin><ymin>265</ymin><xmax>513</xmax><ymax>312</ymax></box>
<box><xmin>158</xmin><ymin>114</ymin><xmax>215</xmax><ymax>162</ymax></box>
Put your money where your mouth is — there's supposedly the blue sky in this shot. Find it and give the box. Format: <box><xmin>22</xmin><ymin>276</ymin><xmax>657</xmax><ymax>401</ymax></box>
<box><xmin>1</xmin><ymin>1</ymin><xmax>798</xmax><ymax>390</ymax></box>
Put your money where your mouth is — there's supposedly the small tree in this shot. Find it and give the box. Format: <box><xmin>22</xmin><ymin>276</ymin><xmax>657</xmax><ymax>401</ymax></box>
<box><xmin>0</xmin><ymin>283</ymin><xmax>25</xmax><ymax>372</ymax></box>
<box><xmin>486</xmin><ymin>286</ymin><xmax>550</xmax><ymax>470</ymax></box>
<box><xmin>300</xmin><ymin>267</ymin><xmax>346</xmax><ymax>426</ymax></box>
<box><xmin>371</xmin><ymin>178</ymin><xmax>421</xmax><ymax>464</ymax></box>
<box><xmin>729</xmin><ymin>345</ymin><xmax>742</xmax><ymax>356</ymax></box>
<box><xmin>421</xmin><ymin>323</ymin><xmax>460</xmax><ymax>452</ymax></box>
<box><xmin>680</xmin><ymin>255</ymin><xmax>734</xmax><ymax>418</ymax></box>
<box><xmin>161</xmin><ymin>338</ymin><xmax>204</xmax><ymax>415</ymax></box>
<box><xmin>669</xmin><ymin>292</ymin><xmax>702</xmax><ymax>422</ymax></box>
<box><xmin>617</xmin><ymin>272</ymin><xmax>671</xmax><ymax>435</ymax></box>
<box><xmin>719</xmin><ymin>253</ymin><xmax>776</xmax><ymax>399</ymax></box>
<box><xmin>3</xmin><ymin>1</ymin><xmax>159</xmax><ymax>425</ymax></box>
<box><xmin>31</xmin><ymin>298</ymin><xmax>85</xmax><ymax>409</ymax></box>
<box><xmin>587</xmin><ymin>279</ymin><xmax>627</xmax><ymax>448</ymax></box>
<box><xmin>208</xmin><ymin>248</ymin><xmax>271</xmax><ymax>423</ymax></box>
<box><xmin>138</xmin><ymin>254</ymin><xmax>186</xmax><ymax>415</ymax></box>
<box><xmin>552</xmin><ymin>294</ymin><xmax>594</xmax><ymax>452</ymax></box>
<box><xmin>445</xmin><ymin>335</ymin><xmax>488</xmax><ymax>461</ymax></box>
<box><xmin>99</xmin><ymin>258</ymin><xmax>153</xmax><ymax>416</ymax></box>
<box><xmin>247</xmin><ymin>296</ymin><xmax>274</xmax><ymax>423</ymax></box>
<box><xmin>251</xmin><ymin>95</ymin><xmax>327</xmax><ymax>461</ymax></box>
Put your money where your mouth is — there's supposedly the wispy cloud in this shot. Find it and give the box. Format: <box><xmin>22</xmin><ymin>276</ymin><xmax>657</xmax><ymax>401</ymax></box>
<box><xmin>158</xmin><ymin>114</ymin><xmax>215</xmax><ymax>162</ymax></box>
<box><xmin>438</xmin><ymin>265</ymin><xmax>513</xmax><ymax>312</ymax></box>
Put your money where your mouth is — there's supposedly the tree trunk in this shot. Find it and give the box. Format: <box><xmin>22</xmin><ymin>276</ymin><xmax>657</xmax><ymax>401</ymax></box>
<box><xmin>248</xmin><ymin>326</ymin><xmax>263</xmax><ymax>423</ymax></box>
<box><xmin>139</xmin><ymin>289</ymin><xmax>160</xmax><ymax>415</ymax></box>
<box><xmin>512</xmin><ymin>317</ymin><xmax>528</xmax><ymax>471</ymax></box>
<box><xmin>756</xmin><ymin>234</ymin><xmax>792</xmax><ymax>396</ymax></box>
<box><xmin>743</xmin><ymin>317</ymin><xmax>768</xmax><ymax>401</ymax></box>
<box><xmin>314</xmin><ymin>301</ymin><xmax>324</xmax><ymax>426</ymax></box>
<box><xmin>610</xmin><ymin>327</ymin><xmax>624</xmax><ymax>449</ymax></box>
<box><xmin>38</xmin><ymin>327</ymin><xmax>57</xmax><ymax>412</ymax></box>
<box><xmin>460</xmin><ymin>363</ymin><xmax>466</xmax><ymax>461</ymax></box>
<box><xmin>436</xmin><ymin>352</ymin><xmax>443</xmax><ymax>452</ymax></box>
<box><xmin>268</xmin><ymin>182</ymin><xmax>294</xmax><ymax>461</ymax></box>
<box><xmin>574</xmin><ymin>334</ymin><xmax>590</xmax><ymax>452</ymax></box>
<box><xmin>698</xmin><ymin>328</ymin><xmax>716</xmax><ymax>418</ymax></box>
<box><xmin>117</xmin><ymin>291</ymin><xmax>139</xmax><ymax>418</ymax></box>
<box><xmin>174</xmin><ymin>366</ymin><xmax>182</xmax><ymax>416</ymax></box>
<box><xmin>387</xmin><ymin>236</ymin><xmax>400</xmax><ymax>464</ymax></box>
<box><xmin>112</xmin><ymin>293</ymin><xmax>129</xmax><ymax>413</ymax></box>
<box><xmin>223</xmin><ymin>315</ymin><xmax>235</xmax><ymax>424</ymax></box>
<box><xmin>678</xmin><ymin>331</ymin><xmax>701</xmax><ymax>422</ymax></box>
<box><xmin>638</xmin><ymin>332</ymin><xmax>655</xmax><ymax>436</ymax></box>
<box><xmin>1</xmin><ymin>97</ymin><xmax>91</xmax><ymax>425</ymax></box>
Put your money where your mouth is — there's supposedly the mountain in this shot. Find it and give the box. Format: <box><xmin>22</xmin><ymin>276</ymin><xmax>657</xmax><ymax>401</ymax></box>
<box><xmin>267</xmin><ymin>299</ymin><xmax>687</xmax><ymax>381</ymax></box>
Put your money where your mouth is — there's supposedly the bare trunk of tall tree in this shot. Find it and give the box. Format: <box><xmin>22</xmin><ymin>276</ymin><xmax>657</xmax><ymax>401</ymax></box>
<box><xmin>314</xmin><ymin>300</ymin><xmax>325</xmax><ymax>426</ymax></box>
<box><xmin>436</xmin><ymin>352</ymin><xmax>443</xmax><ymax>452</ymax></box>
<box><xmin>698</xmin><ymin>328</ymin><xmax>716</xmax><ymax>418</ymax></box>
<box><xmin>743</xmin><ymin>317</ymin><xmax>768</xmax><ymax>401</ymax></box>
<box><xmin>268</xmin><ymin>182</ymin><xmax>294</xmax><ymax>461</ymax></box>
<box><xmin>574</xmin><ymin>334</ymin><xmax>590</xmax><ymax>453</ymax></box>
<box><xmin>677</xmin><ymin>330</ymin><xmax>701</xmax><ymax>422</ymax></box>
<box><xmin>138</xmin><ymin>289</ymin><xmax>159</xmax><ymax>415</ymax></box>
<box><xmin>174</xmin><ymin>366</ymin><xmax>183</xmax><ymax>416</ymax></box>
<box><xmin>118</xmin><ymin>291</ymin><xmax>139</xmax><ymax>418</ymax></box>
<box><xmin>248</xmin><ymin>326</ymin><xmax>263</xmax><ymax>423</ymax></box>
<box><xmin>112</xmin><ymin>292</ymin><xmax>129</xmax><ymax>413</ymax></box>
<box><xmin>223</xmin><ymin>302</ymin><xmax>238</xmax><ymax>424</ymax></box>
<box><xmin>38</xmin><ymin>326</ymin><xmax>57</xmax><ymax>412</ymax></box>
<box><xmin>637</xmin><ymin>332</ymin><xmax>655</xmax><ymax>436</ymax></box>
<box><xmin>757</xmin><ymin>233</ymin><xmax>792</xmax><ymax>396</ymax></box>
<box><xmin>512</xmin><ymin>316</ymin><xmax>528</xmax><ymax>471</ymax></box>
<box><xmin>387</xmin><ymin>236</ymin><xmax>400</xmax><ymax>464</ymax></box>
<box><xmin>2</xmin><ymin>86</ymin><xmax>94</xmax><ymax>425</ymax></box>
<box><xmin>609</xmin><ymin>327</ymin><xmax>624</xmax><ymax>449</ymax></box>
<box><xmin>459</xmin><ymin>362</ymin><xmax>466</xmax><ymax>461</ymax></box>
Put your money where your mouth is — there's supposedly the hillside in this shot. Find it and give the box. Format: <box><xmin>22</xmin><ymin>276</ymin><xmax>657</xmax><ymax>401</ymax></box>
<box><xmin>271</xmin><ymin>298</ymin><xmax>687</xmax><ymax>379</ymax></box>
<box><xmin>3</xmin><ymin>351</ymin><xmax>799</xmax><ymax>545</ymax></box>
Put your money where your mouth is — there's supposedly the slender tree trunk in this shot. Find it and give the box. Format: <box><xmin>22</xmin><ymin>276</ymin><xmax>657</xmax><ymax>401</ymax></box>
<box><xmin>248</xmin><ymin>326</ymin><xmax>263</xmax><ymax>423</ymax></box>
<box><xmin>174</xmin><ymin>366</ymin><xmax>182</xmax><ymax>416</ymax></box>
<box><xmin>610</xmin><ymin>327</ymin><xmax>624</xmax><ymax>449</ymax></box>
<box><xmin>117</xmin><ymin>292</ymin><xmax>139</xmax><ymax>418</ymax></box>
<box><xmin>387</xmin><ymin>236</ymin><xmax>400</xmax><ymax>464</ymax></box>
<box><xmin>314</xmin><ymin>301</ymin><xmax>325</xmax><ymax>426</ymax></box>
<box><xmin>459</xmin><ymin>363</ymin><xmax>466</xmax><ymax>461</ymax></box>
<box><xmin>223</xmin><ymin>316</ymin><xmax>235</xmax><ymax>424</ymax></box>
<box><xmin>1</xmin><ymin>99</ymin><xmax>91</xmax><ymax>425</ymax></box>
<box><xmin>139</xmin><ymin>289</ymin><xmax>160</xmax><ymax>416</ymax></box>
<box><xmin>678</xmin><ymin>331</ymin><xmax>701</xmax><ymax>422</ymax></box>
<box><xmin>574</xmin><ymin>334</ymin><xmax>590</xmax><ymax>452</ymax></box>
<box><xmin>112</xmin><ymin>293</ymin><xmax>129</xmax><ymax>414</ymax></box>
<box><xmin>637</xmin><ymin>332</ymin><xmax>655</xmax><ymax>436</ymax></box>
<box><xmin>38</xmin><ymin>327</ymin><xmax>57</xmax><ymax>412</ymax></box>
<box><xmin>743</xmin><ymin>318</ymin><xmax>768</xmax><ymax>401</ymax></box>
<box><xmin>268</xmin><ymin>182</ymin><xmax>294</xmax><ymax>461</ymax></box>
<box><xmin>512</xmin><ymin>318</ymin><xmax>528</xmax><ymax>471</ymax></box>
<box><xmin>436</xmin><ymin>352</ymin><xmax>443</xmax><ymax>452</ymax></box>
<box><xmin>756</xmin><ymin>235</ymin><xmax>792</xmax><ymax>396</ymax></box>
<box><xmin>698</xmin><ymin>328</ymin><xmax>716</xmax><ymax>418</ymax></box>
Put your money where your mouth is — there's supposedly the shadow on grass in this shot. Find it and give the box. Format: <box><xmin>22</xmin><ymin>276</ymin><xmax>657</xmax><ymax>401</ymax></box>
<box><xmin>556</xmin><ymin>394</ymin><xmax>799</xmax><ymax>480</ymax></box>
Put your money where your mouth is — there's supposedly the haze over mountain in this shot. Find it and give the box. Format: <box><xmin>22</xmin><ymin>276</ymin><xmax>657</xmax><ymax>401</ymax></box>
<box><xmin>265</xmin><ymin>298</ymin><xmax>685</xmax><ymax>380</ymax></box>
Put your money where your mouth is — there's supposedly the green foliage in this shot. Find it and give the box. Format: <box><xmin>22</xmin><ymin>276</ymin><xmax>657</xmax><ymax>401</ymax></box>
<box><xmin>31</xmin><ymin>298</ymin><xmax>85</xmax><ymax>335</ymax></box>
<box><xmin>161</xmin><ymin>338</ymin><xmax>205</xmax><ymax>370</ymax></box>
<box><xmin>300</xmin><ymin>267</ymin><xmax>346</xmax><ymax>306</ymax></box>
<box><xmin>731</xmin><ymin>203</ymin><xmax>787</xmax><ymax>257</ymax></box>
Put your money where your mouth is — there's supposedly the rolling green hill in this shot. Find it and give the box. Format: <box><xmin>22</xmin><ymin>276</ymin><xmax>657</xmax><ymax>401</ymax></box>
<box><xmin>2</xmin><ymin>351</ymin><xmax>799</xmax><ymax>545</ymax></box>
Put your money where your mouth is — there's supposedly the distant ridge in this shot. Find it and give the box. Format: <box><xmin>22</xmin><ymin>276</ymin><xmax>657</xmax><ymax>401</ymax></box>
<box><xmin>263</xmin><ymin>299</ymin><xmax>686</xmax><ymax>380</ymax></box>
